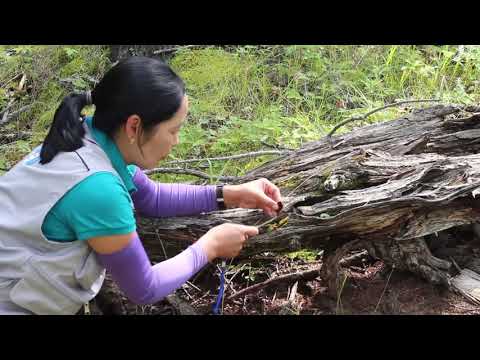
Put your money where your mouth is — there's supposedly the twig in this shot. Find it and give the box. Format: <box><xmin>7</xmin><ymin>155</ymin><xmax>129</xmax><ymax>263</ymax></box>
<box><xmin>243</xmin><ymin>278</ymin><xmax>249</xmax><ymax>311</ymax></box>
<box><xmin>374</xmin><ymin>265</ymin><xmax>395</xmax><ymax>313</ymax></box>
<box><xmin>182</xmin><ymin>286</ymin><xmax>194</xmax><ymax>300</ymax></box>
<box><xmin>224</xmin><ymin>263</ymin><xmax>243</xmax><ymax>296</ymax></box>
<box><xmin>228</xmin><ymin>267</ymin><xmax>321</xmax><ymax>300</ymax></box>
<box><xmin>336</xmin><ymin>272</ymin><xmax>348</xmax><ymax>314</ymax></box>
<box><xmin>226</xmin><ymin>263</ymin><xmax>247</xmax><ymax>284</ymax></box>
<box><xmin>155</xmin><ymin>230</ymin><xmax>168</xmax><ymax>260</ymax></box>
<box><xmin>190</xmin><ymin>290</ymin><xmax>211</xmax><ymax>306</ymax></box>
<box><xmin>186</xmin><ymin>281</ymin><xmax>202</xmax><ymax>292</ymax></box>
<box><xmin>256</xmin><ymin>213</ymin><xmax>288</xmax><ymax>230</ymax></box>
<box><xmin>260</xmin><ymin>141</ymin><xmax>295</xmax><ymax>152</ymax></box>
<box><xmin>1</xmin><ymin>72</ymin><xmax>22</xmax><ymax>88</ymax></box>
<box><xmin>144</xmin><ymin>167</ymin><xmax>240</xmax><ymax>182</ymax></box>
<box><xmin>165</xmin><ymin>150</ymin><xmax>290</xmax><ymax>166</ymax></box>
<box><xmin>339</xmin><ymin>250</ymin><xmax>369</xmax><ymax>267</ymax></box>
<box><xmin>326</xmin><ymin>99</ymin><xmax>441</xmax><ymax>138</ymax></box>
<box><xmin>225</xmin><ymin>281</ymin><xmax>236</xmax><ymax>295</ymax></box>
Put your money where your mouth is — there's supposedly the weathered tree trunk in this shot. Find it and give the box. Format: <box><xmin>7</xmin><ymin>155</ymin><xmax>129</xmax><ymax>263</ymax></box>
<box><xmin>108</xmin><ymin>45</ymin><xmax>213</xmax><ymax>62</ymax></box>
<box><xmin>108</xmin><ymin>45</ymin><xmax>177</xmax><ymax>62</ymax></box>
<box><xmin>135</xmin><ymin>104</ymin><xmax>480</xmax><ymax>306</ymax></box>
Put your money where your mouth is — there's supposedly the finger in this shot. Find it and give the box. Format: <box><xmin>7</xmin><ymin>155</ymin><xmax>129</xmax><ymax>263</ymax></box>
<box><xmin>262</xmin><ymin>207</ymin><xmax>275</xmax><ymax>217</ymax></box>
<box><xmin>267</xmin><ymin>184</ymin><xmax>282</xmax><ymax>203</ymax></box>
<box><xmin>243</xmin><ymin>225</ymin><xmax>259</xmax><ymax>237</ymax></box>
<box><xmin>262</xmin><ymin>179</ymin><xmax>283</xmax><ymax>203</ymax></box>
<box><xmin>259</xmin><ymin>193</ymin><xmax>279</xmax><ymax>211</ymax></box>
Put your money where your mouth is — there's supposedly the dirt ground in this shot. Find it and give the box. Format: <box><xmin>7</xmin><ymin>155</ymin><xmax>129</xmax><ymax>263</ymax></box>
<box><xmin>98</xmin><ymin>252</ymin><xmax>477</xmax><ymax>316</ymax></box>
<box><xmin>178</xmin><ymin>254</ymin><xmax>480</xmax><ymax>316</ymax></box>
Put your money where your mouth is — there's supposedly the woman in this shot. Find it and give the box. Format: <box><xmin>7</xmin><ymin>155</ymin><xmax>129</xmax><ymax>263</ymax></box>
<box><xmin>0</xmin><ymin>56</ymin><xmax>282</xmax><ymax>315</ymax></box>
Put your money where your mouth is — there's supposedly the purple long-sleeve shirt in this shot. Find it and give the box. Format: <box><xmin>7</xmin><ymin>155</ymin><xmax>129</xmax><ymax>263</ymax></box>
<box><xmin>95</xmin><ymin>168</ymin><xmax>219</xmax><ymax>305</ymax></box>
<box><xmin>97</xmin><ymin>232</ymin><xmax>208</xmax><ymax>305</ymax></box>
<box><xmin>131</xmin><ymin>167</ymin><xmax>219</xmax><ymax>217</ymax></box>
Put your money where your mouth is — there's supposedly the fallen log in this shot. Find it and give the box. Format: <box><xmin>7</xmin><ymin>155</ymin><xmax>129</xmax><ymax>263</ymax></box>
<box><xmin>127</xmin><ymin>104</ymin><xmax>480</xmax><ymax>309</ymax></box>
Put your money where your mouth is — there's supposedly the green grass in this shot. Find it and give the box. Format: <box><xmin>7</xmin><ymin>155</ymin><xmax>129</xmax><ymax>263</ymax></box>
<box><xmin>285</xmin><ymin>249</ymin><xmax>318</xmax><ymax>262</ymax></box>
<box><xmin>2</xmin><ymin>45</ymin><xmax>480</xmax><ymax>180</ymax></box>
<box><xmin>164</xmin><ymin>45</ymin><xmax>480</xmax><ymax>183</ymax></box>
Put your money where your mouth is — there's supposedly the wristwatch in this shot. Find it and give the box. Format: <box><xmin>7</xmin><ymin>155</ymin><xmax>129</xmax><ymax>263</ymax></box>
<box><xmin>216</xmin><ymin>185</ymin><xmax>226</xmax><ymax>210</ymax></box>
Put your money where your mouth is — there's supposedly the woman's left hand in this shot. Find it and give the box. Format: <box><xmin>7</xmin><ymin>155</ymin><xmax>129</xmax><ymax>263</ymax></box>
<box><xmin>223</xmin><ymin>178</ymin><xmax>282</xmax><ymax>217</ymax></box>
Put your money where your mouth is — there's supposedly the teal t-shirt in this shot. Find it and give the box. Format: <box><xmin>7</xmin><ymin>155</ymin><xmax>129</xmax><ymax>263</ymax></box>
<box><xmin>41</xmin><ymin>117</ymin><xmax>138</xmax><ymax>242</ymax></box>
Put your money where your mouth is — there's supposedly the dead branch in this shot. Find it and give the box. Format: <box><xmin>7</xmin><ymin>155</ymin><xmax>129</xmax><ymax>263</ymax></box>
<box><xmin>227</xmin><ymin>266</ymin><xmax>321</xmax><ymax>300</ymax></box>
<box><xmin>165</xmin><ymin>150</ymin><xmax>291</xmax><ymax>166</ymax></box>
<box><xmin>326</xmin><ymin>99</ymin><xmax>441</xmax><ymax>138</ymax></box>
<box><xmin>143</xmin><ymin>167</ymin><xmax>240</xmax><ymax>183</ymax></box>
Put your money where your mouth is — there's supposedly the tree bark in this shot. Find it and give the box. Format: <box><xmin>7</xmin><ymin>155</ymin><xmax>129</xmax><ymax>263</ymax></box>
<box><xmin>108</xmin><ymin>45</ymin><xmax>211</xmax><ymax>62</ymax></box>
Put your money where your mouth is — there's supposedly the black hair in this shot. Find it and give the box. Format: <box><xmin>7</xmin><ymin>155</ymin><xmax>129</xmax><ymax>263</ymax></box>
<box><xmin>39</xmin><ymin>56</ymin><xmax>185</xmax><ymax>164</ymax></box>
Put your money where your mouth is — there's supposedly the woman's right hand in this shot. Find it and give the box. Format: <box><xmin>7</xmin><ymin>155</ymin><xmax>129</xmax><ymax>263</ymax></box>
<box><xmin>197</xmin><ymin>223</ymin><xmax>259</xmax><ymax>261</ymax></box>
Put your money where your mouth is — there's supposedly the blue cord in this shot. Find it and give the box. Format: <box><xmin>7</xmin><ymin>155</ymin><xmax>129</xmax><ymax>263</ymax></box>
<box><xmin>212</xmin><ymin>263</ymin><xmax>226</xmax><ymax>315</ymax></box>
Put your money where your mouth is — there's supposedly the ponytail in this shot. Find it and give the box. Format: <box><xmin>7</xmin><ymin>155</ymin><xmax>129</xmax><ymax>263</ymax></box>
<box><xmin>39</xmin><ymin>92</ymin><xmax>92</xmax><ymax>164</ymax></box>
<box><xmin>38</xmin><ymin>57</ymin><xmax>186</xmax><ymax>164</ymax></box>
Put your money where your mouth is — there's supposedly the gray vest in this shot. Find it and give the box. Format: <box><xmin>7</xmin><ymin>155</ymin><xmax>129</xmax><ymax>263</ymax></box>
<box><xmin>0</xmin><ymin>123</ymin><xmax>122</xmax><ymax>315</ymax></box>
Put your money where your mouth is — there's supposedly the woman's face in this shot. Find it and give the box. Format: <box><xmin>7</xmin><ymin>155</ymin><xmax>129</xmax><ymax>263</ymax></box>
<box><xmin>131</xmin><ymin>95</ymin><xmax>189</xmax><ymax>169</ymax></box>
